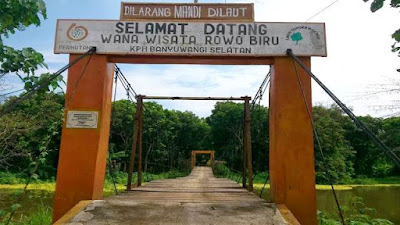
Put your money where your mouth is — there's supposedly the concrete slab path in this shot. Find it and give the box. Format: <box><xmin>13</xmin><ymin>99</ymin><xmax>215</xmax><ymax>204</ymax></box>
<box><xmin>65</xmin><ymin>167</ymin><xmax>288</xmax><ymax>224</ymax></box>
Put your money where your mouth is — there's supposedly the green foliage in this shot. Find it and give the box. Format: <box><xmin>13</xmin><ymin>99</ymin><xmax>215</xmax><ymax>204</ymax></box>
<box><xmin>109</xmin><ymin>100</ymin><xmax>210</xmax><ymax>173</ymax></box>
<box><xmin>0</xmin><ymin>0</ymin><xmax>47</xmax><ymax>77</ymax></box>
<box><xmin>314</xmin><ymin>105</ymin><xmax>355</xmax><ymax>183</ymax></box>
<box><xmin>392</xmin><ymin>29</ymin><xmax>400</xmax><ymax>42</ymax></box>
<box><xmin>348</xmin><ymin>176</ymin><xmax>400</xmax><ymax>184</ymax></box>
<box><xmin>15</xmin><ymin>205</ymin><xmax>52</xmax><ymax>225</ymax></box>
<box><xmin>1</xmin><ymin>204</ymin><xmax>52</xmax><ymax>225</ymax></box>
<box><xmin>0</xmin><ymin>93</ymin><xmax>64</xmax><ymax>177</ymax></box>
<box><xmin>365</xmin><ymin>0</ymin><xmax>386</xmax><ymax>12</ymax></box>
<box><xmin>0</xmin><ymin>172</ymin><xmax>27</xmax><ymax>184</ymax></box>
<box><xmin>207</xmin><ymin>102</ymin><xmax>246</xmax><ymax>172</ymax></box>
<box><xmin>250</xmin><ymin>106</ymin><xmax>269</xmax><ymax>173</ymax></box>
<box><xmin>213</xmin><ymin>163</ymin><xmax>231</xmax><ymax>177</ymax></box>
<box><xmin>0</xmin><ymin>0</ymin><xmax>46</xmax><ymax>38</ymax></box>
<box><xmin>253</xmin><ymin>172</ymin><xmax>269</xmax><ymax>183</ymax></box>
<box><xmin>343</xmin><ymin>116</ymin><xmax>395</xmax><ymax>177</ymax></box>
<box><xmin>381</xmin><ymin>117</ymin><xmax>400</xmax><ymax>148</ymax></box>
<box><xmin>318</xmin><ymin>211</ymin><xmax>342</xmax><ymax>225</ymax></box>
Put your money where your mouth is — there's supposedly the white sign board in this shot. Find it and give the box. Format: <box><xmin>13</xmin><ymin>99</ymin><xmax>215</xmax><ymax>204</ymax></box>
<box><xmin>54</xmin><ymin>20</ymin><xmax>326</xmax><ymax>57</ymax></box>
<box><xmin>66</xmin><ymin>111</ymin><xmax>99</xmax><ymax>129</ymax></box>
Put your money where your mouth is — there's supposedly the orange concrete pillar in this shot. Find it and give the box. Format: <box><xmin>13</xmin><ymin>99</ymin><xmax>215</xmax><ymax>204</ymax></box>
<box><xmin>269</xmin><ymin>57</ymin><xmax>317</xmax><ymax>225</ymax></box>
<box><xmin>52</xmin><ymin>54</ymin><xmax>114</xmax><ymax>222</ymax></box>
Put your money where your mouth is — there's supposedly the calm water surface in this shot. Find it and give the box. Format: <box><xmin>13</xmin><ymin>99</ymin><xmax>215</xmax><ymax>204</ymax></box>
<box><xmin>317</xmin><ymin>186</ymin><xmax>400</xmax><ymax>224</ymax></box>
<box><xmin>258</xmin><ymin>186</ymin><xmax>400</xmax><ymax>224</ymax></box>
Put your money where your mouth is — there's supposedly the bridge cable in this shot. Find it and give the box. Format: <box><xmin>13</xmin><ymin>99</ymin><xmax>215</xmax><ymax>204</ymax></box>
<box><xmin>0</xmin><ymin>47</ymin><xmax>97</xmax><ymax>118</ymax></box>
<box><xmin>115</xmin><ymin>67</ymin><xmax>157</xmax><ymax>129</ymax></box>
<box><xmin>250</xmin><ymin>71</ymin><xmax>271</xmax><ymax>112</ymax></box>
<box><xmin>114</xmin><ymin>65</ymin><xmax>165</xmax><ymax>180</ymax></box>
<box><xmin>249</xmin><ymin>69</ymin><xmax>271</xmax><ymax>196</ymax></box>
<box><xmin>0</xmin><ymin>88</ymin><xmax>25</xmax><ymax>97</ymax></box>
<box><xmin>306</xmin><ymin>0</ymin><xmax>340</xmax><ymax>22</ymax></box>
<box><xmin>287</xmin><ymin>49</ymin><xmax>400</xmax><ymax>168</ymax></box>
<box><xmin>115</xmin><ymin>65</ymin><xmax>138</xmax><ymax>98</ymax></box>
<box><xmin>290</xmin><ymin>54</ymin><xmax>346</xmax><ymax>224</ymax></box>
<box><xmin>107</xmin><ymin>71</ymin><xmax>120</xmax><ymax>195</ymax></box>
<box><xmin>64</xmin><ymin>51</ymin><xmax>95</xmax><ymax>109</ymax></box>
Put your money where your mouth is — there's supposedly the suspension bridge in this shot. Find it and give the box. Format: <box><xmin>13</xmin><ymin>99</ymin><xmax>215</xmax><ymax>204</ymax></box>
<box><xmin>2</xmin><ymin>48</ymin><xmax>397</xmax><ymax>224</ymax></box>
<box><xmin>54</xmin><ymin>167</ymin><xmax>296</xmax><ymax>225</ymax></box>
<box><xmin>1</xmin><ymin>2</ymin><xmax>400</xmax><ymax>225</ymax></box>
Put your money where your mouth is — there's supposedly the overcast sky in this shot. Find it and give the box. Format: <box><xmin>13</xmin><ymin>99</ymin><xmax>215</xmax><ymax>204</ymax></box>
<box><xmin>2</xmin><ymin>0</ymin><xmax>399</xmax><ymax>118</ymax></box>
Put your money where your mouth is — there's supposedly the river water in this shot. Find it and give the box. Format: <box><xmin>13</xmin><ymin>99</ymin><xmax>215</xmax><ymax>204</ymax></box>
<box><xmin>317</xmin><ymin>186</ymin><xmax>400</xmax><ymax>224</ymax></box>
<box><xmin>257</xmin><ymin>185</ymin><xmax>400</xmax><ymax>224</ymax></box>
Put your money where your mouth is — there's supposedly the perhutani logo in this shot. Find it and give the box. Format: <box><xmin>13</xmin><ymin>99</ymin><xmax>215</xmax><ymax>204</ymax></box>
<box><xmin>290</xmin><ymin>32</ymin><xmax>303</xmax><ymax>45</ymax></box>
<box><xmin>286</xmin><ymin>26</ymin><xmax>321</xmax><ymax>45</ymax></box>
<box><xmin>67</xmin><ymin>23</ymin><xmax>88</xmax><ymax>41</ymax></box>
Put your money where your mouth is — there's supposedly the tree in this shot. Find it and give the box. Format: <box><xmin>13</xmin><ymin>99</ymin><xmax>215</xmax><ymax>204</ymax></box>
<box><xmin>206</xmin><ymin>102</ymin><xmax>269</xmax><ymax>173</ymax></box>
<box><xmin>313</xmin><ymin>105</ymin><xmax>355</xmax><ymax>183</ymax></box>
<box><xmin>0</xmin><ymin>93</ymin><xmax>64</xmax><ymax>178</ymax></box>
<box><xmin>378</xmin><ymin>117</ymin><xmax>400</xmax><ymax>175</ymax></box>
<box><xmin>363</xmin><ymin>0</ymin><xmax>400</xmax><ymax>71</ymax></box>
<box><xmin>0</xmin><ymin>0</ymin><xmax>47</xmax><ymax>80</ymax></box>
<box><xmin>250</xmin><ymin>106</ymin><xmax>269</xmax><ymax>173</ymax></box>
<box><xmin>343</xmin><ymin>116</ymin><xmax>389</xmax><ymax>177</ymax></box>
<box><xmin>108</xmin><ymin>100</ymin><xmax>136</xmax><ymax>172</ymax></box>
<box><xmin>207</xmin><ymin>102</ymin><xmax>245</xmax><ymax>171</ymax></box>
<box><xmin>108</xmin><ymin>100</ymin><xmax>211</xmax><ymax>173</ymax></box>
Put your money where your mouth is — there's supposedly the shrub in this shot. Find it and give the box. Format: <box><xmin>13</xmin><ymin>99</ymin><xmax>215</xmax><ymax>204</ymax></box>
<box><xmin>213</xmin><ymin>163</ymin><xmax>231</xmax><ymax>177</ymax></box>
<box><xmin>317</xmin><ymin>197</ymin><xmax>394</xmax><ymax>225</ymax></box>
<box><xmin>0</xmin><ymin>172</ymin><xmax>27</xmax><ymax>184</ymax></box>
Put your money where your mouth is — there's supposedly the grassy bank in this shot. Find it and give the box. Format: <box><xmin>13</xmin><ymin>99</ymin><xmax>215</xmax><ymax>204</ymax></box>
<box><xmin>0</xmin><ymin>170</ymin><xmax>189</xmax><ymax>225</ymax></box>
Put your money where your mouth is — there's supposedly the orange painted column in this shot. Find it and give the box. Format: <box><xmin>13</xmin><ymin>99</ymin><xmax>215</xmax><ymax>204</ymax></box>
<box><xmin>269</xmin><ymin>57</ymin><xmax>317</xmax><ymax>225</ymax></box>
<box><xmin>52</xmin><ymin>54</ymin><xmax>114</xmax><ymax>222</ymax></box>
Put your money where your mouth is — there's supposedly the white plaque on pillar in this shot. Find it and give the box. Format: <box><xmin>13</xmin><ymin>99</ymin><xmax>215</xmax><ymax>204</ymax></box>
<box><xmin>66</xmin><ymin>111</ymin><xmax>99</xmax><ymax>129</ymax></box>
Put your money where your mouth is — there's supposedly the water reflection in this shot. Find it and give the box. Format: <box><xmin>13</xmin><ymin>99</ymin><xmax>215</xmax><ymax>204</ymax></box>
<box><xmin>258</xmin><ymin>186</ymin><xmax>400</xmax><ymax>224</ymax></box>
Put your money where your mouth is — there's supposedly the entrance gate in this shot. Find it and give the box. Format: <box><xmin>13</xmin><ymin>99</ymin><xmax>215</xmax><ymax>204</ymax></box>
<box><xmin>191</xmin><ymin>150</ymin><xmax>215</xmax><ymax>170</ymax></box>
<box><xmin>52</xmin><ymin>3</ymin><xmax>327</xmax><ymax>225</ymax></box>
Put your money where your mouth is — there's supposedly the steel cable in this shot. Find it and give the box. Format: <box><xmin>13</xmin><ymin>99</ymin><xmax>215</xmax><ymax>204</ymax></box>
<box><xmin>0</xmin><ymin>47</ymin><xmax>96</xmax><ymax>117</ymax></box>
<box><xmin>291</xmin><ymin>56</ymin><xmax>346</xmax><ymax>224</ymax></box>
<box><xmin>287</xmin><ymin>49</ymin><xmax>400</xmax><ymax>168</ymax></box>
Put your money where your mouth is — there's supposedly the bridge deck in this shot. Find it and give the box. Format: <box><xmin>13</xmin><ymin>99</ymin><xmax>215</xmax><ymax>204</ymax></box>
<box><xmin>63</xmin><ymin>167</ymin><xmax>289</xmax><ymax>224</ymax></box>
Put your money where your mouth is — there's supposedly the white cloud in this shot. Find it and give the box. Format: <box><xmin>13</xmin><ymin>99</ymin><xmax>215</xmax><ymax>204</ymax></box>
<box><xmin>42</xmin><ymin>50</ymin><xmax>69</xmax><ymax>64</ymax></box>
<box><xmin>114</xmin><ymin>64</ymin><xmax>269</xmax><ymax>117</ymax></box>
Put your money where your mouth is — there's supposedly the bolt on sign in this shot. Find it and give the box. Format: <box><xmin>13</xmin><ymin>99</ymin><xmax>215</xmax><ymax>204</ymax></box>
<box><xmin>120</xmin><ymin>2</ymin><xmax>254</xmax><ymax>21</ymax></box>
<box><xmin>55</xmin><ymin>20</ymin><xmax>326</xmax><ymax>57</ymax></box>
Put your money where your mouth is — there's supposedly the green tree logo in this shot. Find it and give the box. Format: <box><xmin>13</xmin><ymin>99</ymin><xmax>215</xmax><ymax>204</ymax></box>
<box><xmin>291</xmin><ymin>32</ymin><xmax>303</xmax><ymax>45</ymax></box>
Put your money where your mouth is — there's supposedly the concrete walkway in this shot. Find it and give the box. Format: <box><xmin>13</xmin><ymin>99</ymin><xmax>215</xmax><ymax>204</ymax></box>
<box><xmin>65</xmin><ymin>167</ymin><xmax>288</xmax><ymax>224</ymax></box>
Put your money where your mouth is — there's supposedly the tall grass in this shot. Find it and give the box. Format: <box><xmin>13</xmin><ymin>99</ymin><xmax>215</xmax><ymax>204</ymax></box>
<box><xmin>0</xmin><ymin>170</ymin><xmax>190</xmax><ymax>224</ymax></box>
<box><xmin>2</xmin><ymin>204</ymin><xmax>52</xmax><ymax>225</ymax></box>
